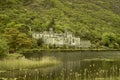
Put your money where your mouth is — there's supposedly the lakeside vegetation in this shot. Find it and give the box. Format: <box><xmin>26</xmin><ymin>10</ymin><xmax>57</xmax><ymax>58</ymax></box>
<box><xmin>1</xmin><ymin>55</ymin><xmax>120</xmax><ymax>80</ymax></box>
<box><xmin>0</xmin><ymin>54</ymin><xmax>60</xmax><ymax>71</ymax></box>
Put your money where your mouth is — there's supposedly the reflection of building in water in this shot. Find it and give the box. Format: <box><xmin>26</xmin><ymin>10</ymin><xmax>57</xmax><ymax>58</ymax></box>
<box><xmin>32</xmin><ymin>28</ymin><xmax>91</xmax><ymax>48</ymax></box>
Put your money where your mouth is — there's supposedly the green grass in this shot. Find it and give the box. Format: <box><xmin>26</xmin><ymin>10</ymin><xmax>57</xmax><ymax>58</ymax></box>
<box><xmin>5</xmin><ymin>53</ymin><xmax>24</xmax><ymax>59</ymax></box>
<box><xmin>0</xmin><ymin>56</ymin><xmax>60</xmax><ymax>71</ymax></box>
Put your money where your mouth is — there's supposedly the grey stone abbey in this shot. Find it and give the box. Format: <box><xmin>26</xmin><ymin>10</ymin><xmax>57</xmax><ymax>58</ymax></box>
<box><xmin>32</xmin><ymin>28</ymin><xmax>91</xmax><ymax>48</ymax></box>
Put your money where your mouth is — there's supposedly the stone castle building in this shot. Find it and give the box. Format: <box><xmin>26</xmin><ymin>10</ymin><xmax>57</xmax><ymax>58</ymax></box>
<box><xmin>32</xmin><ymin>28</ymin><xmax>91</xmax><ymax>48</ymax></box>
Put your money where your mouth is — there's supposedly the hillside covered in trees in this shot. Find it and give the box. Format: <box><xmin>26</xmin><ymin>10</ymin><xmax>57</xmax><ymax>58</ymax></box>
<box><xmin>0</xmin><ymin>0</ymin><xmax>120</xmax><ymax>53</ymax></box>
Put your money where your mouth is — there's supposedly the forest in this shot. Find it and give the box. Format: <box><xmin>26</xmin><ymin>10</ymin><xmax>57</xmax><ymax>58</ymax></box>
<box><xmin>0</xmin><ymin>0</ymin><xmax>120</xmax><ymax>55</ymax></box>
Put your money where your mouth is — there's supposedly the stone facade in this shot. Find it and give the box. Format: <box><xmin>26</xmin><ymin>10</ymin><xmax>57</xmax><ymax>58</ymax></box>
<box><xmin>32</xmin><ymin>28</ymin><xmax>91</xmax><ymax>48</ymax></box>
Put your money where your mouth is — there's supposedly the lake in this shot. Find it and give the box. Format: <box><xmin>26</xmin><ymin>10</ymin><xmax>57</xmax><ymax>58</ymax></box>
<box><xmin>0</xmin><ymin>51</ymin><xmax>120</xmax><ymax>80</ymax></box>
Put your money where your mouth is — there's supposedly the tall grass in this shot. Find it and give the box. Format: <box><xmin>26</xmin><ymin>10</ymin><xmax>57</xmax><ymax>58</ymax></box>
<box><xmin>0</xmin><ymin>60</ymin><xmax>120</xmax><ymax>80</ymax></box>
<box><xmin>0</xmin><ymin>57</ymin><xmax>60</xmax><ymax>70</ymax></box>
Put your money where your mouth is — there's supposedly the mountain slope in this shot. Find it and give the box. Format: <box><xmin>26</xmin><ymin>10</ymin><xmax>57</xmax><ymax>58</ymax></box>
<box><xmin>0</xmin><ymin>0</ymin><xmax>120</xmax><ymax>48</ymax></box>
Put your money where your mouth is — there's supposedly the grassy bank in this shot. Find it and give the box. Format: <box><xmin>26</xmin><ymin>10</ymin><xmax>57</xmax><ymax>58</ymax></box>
<box><xmin>0</xmin><ymin>56</ymin><xmax>60</xmax><ymax>71</ymax></box>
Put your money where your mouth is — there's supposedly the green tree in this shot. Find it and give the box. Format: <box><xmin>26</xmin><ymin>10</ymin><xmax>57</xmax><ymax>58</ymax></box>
<box><xmin>3</xmin><ymin>28</ymin><xmax>32</xmax><ymax>53</ymax></box>
<box><xmin>16</xmin><ymin>33</ymin><xmax>32</xmax><ymax>49</ymax></box>
<box><xmin>101</xmin><ymin>32</ymin><xmax>117</xmax><ymax>48</ymax></box>
<box><xmin>0</xmin><ymin>38</ymin><xmax>8</xmax><ymax>58</ymax></box>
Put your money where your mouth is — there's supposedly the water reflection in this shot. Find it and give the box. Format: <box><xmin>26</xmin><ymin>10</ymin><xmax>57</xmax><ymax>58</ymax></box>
<box><xmin>0</xmin><ymin>51</ymin><xmax>120</xmax><ymax>80</ymax></box>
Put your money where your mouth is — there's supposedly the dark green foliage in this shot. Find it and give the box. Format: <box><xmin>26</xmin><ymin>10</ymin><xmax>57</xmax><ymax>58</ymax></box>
<box><xmin>0</xmin><ymin>38</ymin><xmax>8</xmax><ymax>58</ymax></box>
<box><xmin>37</xmin><ymin>38</ymin><xmax>44</xmax><ymax>47</ymax></box>
<box><xmin>0</xmin><ymin>0</ymin><xmax>120</xmax><ymax>49</ymax></box>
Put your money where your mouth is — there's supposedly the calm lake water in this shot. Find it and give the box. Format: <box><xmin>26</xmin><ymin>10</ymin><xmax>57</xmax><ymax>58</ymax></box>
<box><xmin>1</xmin><ymin>51</ymin><xmax>120</xmax><ymax>80</ymax></box>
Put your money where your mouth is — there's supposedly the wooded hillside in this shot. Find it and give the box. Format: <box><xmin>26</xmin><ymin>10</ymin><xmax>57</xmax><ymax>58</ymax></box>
<box><xmin>0</xmin><ymin>0</ymin><xmax>120</xmax><ymax>49</ymax></box>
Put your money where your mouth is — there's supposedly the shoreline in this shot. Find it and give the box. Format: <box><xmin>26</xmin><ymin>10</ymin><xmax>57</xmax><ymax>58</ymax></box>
<box><xmin>20</xmin><ymin>48</ymin><xmax>120</xmax><ymax>53</ymax></box>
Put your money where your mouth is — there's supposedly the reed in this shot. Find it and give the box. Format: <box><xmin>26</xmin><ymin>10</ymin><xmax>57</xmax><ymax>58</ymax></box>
<box><xmin>0</xmin><ymin>63</ymin><xmax>120</xmax><ymax>80</ymax></box>
<box><xmin>0</xmin><ymin>57</ymin><xmax>60</xmax><ymax>71</ymax></box>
